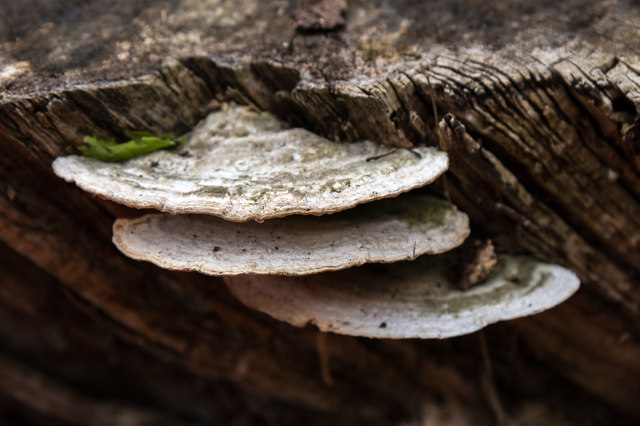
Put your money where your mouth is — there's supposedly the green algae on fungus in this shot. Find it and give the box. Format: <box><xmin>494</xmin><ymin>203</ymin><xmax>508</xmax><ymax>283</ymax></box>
<box><xmin>112</xmin><ymin>195</ymin><xmax>469</xmax><ymax>276</ymax></box>
<box><xmin>80</xmin><ymin>132</ymin><xmax>185</xmax><ymax>162</ymax></box>
<box><xmin>52</xmin><ymin>104</ymin><xmax>449</xmax><ymax>222</ymax></box>
<box><xmin>224</xmin><ymin>255</ymin><xmax>580</xmax><ymax>339</ymax></box>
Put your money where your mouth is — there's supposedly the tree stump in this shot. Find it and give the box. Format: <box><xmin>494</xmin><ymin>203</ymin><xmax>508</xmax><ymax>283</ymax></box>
<box><xmin>1</xmin><ymin>1</ymin><xmax>639</xmax><ymax>424</ymax></box>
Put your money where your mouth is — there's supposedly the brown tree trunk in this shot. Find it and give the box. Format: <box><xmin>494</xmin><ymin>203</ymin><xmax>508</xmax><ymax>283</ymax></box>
<box><xmin>1</xmin><ymin>1</ymin><xmax>639</xmax><ymax>424</ymax></box>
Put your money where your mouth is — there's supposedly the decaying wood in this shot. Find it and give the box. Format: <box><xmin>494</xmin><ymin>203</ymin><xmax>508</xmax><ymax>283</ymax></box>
<box><xmin>1</xmin><ymin>0</ymin><xmax>640</xmax><ymax>424</ymax></box>
<box><xmin>454</xmin><ymin>239</ymin><xmax>499</xmax><ymax>291</ymax></box>
<box><xmin>293</xmin><ymin>0</ymin><xmax>348</xmax><ymax>32</ymax></box>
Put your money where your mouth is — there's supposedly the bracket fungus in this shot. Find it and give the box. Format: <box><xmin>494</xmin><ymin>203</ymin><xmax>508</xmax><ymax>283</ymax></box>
<box><xmin>52</xmin><ymin>103</ymin><xmax>580</xmax><ymax>340</ymax></box>
<box><xmin>112</xmin><ymin>196</ymin><xmax>470</xmax><ymax>275</ymax></box>
<box><xmin>224</xmin><ymin>255</ymin><xmax>580</xmax><ymax>339</ymax></box>
<box><xmin>52</xmin><ymin>105</ymin><xmax>449</xmax><ymax>222</ymax></box>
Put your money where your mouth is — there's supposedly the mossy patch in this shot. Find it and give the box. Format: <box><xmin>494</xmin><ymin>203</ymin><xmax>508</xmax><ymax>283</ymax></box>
<box><xmin>344</xmin><ymin>195</ymin><xmax>449</xmax><ymax>227</ymax></box>
<box><xmin>194</xmin><ymin>186</ymin><xmax>229</xmax><ymax>197</ymax></box>
<box><xmin>397</xmin><ymin>197</ymin><xmax>448</xmax><ymax>227</ymax></box>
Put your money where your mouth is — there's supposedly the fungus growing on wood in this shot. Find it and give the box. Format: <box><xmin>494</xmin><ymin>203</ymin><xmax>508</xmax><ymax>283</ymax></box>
<box><xmin>112</xmin><ymin>196</ymin><xmax>470</xmax><ymax>275</ymax></box>
<box><xmin>51</xmin><ymin>103</ymin><xmax>580</xmax><ymax>341</ymax></box>
<box><xmin>52</xmin><ymin>105</ymin><xmax>449</xmax><ymax>222</ymax></box>
<box><xmin>224</xmin><ymin>255</ymin><xmax>580</xmax><ymax>339</ymax></box>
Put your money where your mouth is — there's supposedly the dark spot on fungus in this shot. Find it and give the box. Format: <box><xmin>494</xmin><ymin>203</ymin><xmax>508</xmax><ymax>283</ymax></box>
<box><xmin>367</xmin><ymin>149</ymin><xmax>398</xmax><ymax>162</ymax></box>
<box><xmin>213</xmin><ymin>246</ymin><xmax>221</xmax><ymax>252</ymax></box>
<box><xmin>379</xmin><ymin>322</ymin><xmax>387</xmax><ymax>329</ymax></box>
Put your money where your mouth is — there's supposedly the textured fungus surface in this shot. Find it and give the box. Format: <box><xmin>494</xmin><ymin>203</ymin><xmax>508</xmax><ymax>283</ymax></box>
<box><xmin>52</xmin><ymin>105</ymin><xmax>449</xmax><ymax>222</ymax></box>
<box><xmin>225</xmin><ymin>256</ymin><xmax>580</xmax><ymax>339</ymax></box>
<box><xmin>113</xmin><ymin>196</ymin><xmax>469</xmax><ymax>275</ymax></box>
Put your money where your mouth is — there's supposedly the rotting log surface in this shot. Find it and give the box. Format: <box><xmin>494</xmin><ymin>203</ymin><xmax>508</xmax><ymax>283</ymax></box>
<box><xmin>1</xmin><ymin>1</ymin><xmax>640</xmax><ymax>425</ymax></box>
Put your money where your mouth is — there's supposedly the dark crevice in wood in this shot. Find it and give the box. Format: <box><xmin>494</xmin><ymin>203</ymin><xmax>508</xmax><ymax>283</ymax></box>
<box><xmin>178</xmin><ymin>57</ymin><xmax>228</xmax><ymax>99</ymax></box>
<box><xmin>59</xmin><ymin>90</ymin><xmax>132</xmax><ymax>143</ymax></box>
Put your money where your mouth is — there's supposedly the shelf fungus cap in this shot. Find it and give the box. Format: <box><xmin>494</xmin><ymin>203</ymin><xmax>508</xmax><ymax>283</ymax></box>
<box><xmin>53</xmin><ymin>105</ymin><xmax>449</xmax><ymax>222</ymax></box>
<box><xmin>225</xmin><ymin>256</ymin><xmax>580</xmax><ymax>339</ymax></box>
<box><xmin>113</xmin><ymin>196</ymin><xmax>469</xmax><ymax>275</ymax></box>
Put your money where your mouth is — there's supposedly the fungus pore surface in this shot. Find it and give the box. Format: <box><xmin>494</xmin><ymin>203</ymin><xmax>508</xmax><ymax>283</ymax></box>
<box><xmin>113</xmin><ymin>195</ymin><xmax>470</xmax><ymax>275</ymax></box>
<box><xmin>224</xmin><ymin>255</ymin><xmax>580</xmax><ymax>339</ymax></box>
<box><xmin>53</xmin><ymin>105</ymin><xmax>449</xmax><ymax>221</ymax></box>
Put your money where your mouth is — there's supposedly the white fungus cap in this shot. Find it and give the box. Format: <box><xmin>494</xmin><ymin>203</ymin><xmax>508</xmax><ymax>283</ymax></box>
<box><xmin>53</xmin><ymin>105</ymin><xmax>449</xmax><ymax>222</ymax></box>
<box><xmin>112</xmin><ymin>196</ymin><xmax>470</xmax><ymax>275</ymax></box>
<box><xmin>224</xmin><ymin>255</ymin><xmax>580</xmax><ymax>339</ymax></box>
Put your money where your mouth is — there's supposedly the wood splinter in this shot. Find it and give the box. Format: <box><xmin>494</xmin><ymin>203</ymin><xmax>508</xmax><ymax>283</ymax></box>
<box><xmin>455</xmin><ymin>239</ymin><xmax>499</xmax><ymax>291</ymax></box>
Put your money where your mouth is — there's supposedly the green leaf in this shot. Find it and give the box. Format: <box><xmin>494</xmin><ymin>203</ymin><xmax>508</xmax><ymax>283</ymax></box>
<box><xmin>79</xmin><ymin>132</ymin><xmax>183</xmax><ymax>162</ymax></box>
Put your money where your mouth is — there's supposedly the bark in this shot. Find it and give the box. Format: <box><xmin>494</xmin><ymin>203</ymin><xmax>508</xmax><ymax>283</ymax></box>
<box><xmin>1</xmin><ymin>0</ymin><xmax>640</xmax><ymax>424</ymax></box>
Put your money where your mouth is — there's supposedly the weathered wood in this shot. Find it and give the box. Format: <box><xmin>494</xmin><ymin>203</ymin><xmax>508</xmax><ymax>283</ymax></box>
<box><xmin>0</xmin><ymin>242</ymin><xmax>379</xmax><ymax>426</ymax></box>
<box><xmin>1</xmin><ymin>0</ymin><xmax>640</xmax><ymax>424</ymax></box>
